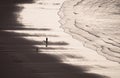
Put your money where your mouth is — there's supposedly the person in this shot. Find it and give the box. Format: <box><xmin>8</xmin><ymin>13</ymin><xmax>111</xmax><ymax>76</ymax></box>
<box><xmin>46</xmin><ymin>37</ymin><xmax>48</xmax><ymax>47</ymax></box>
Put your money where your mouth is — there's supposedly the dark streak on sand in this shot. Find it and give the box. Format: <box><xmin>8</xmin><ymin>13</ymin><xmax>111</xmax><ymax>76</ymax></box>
<box><xmin>0</xmin><ymin>32</ymin><xmax>58</xmax><ymax>37</ymax></box>
<box><xmin>0</xmin><ymin>28</ymin><xmax>51</xmax><ymax>31</ymax></box>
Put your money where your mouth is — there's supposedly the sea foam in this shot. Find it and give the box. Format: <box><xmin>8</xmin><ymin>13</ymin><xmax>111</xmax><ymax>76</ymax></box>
<box><xmin>58</xmin><ymin>0</ymin><xmax>120</xmax><ymax>63</ymax></box>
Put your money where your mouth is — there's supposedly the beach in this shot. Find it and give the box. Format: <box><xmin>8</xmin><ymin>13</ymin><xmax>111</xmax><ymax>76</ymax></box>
<box><xmin>0</xmin><ymin>0</ymin><xmax>120</xmax><ymax>78</ymax></box>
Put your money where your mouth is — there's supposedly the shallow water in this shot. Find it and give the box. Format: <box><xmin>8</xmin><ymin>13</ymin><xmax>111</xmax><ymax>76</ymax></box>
<box><xmin>59</xmin><ymin>0</ymin><xmax>120</xmax><ymax>63</ymax></box>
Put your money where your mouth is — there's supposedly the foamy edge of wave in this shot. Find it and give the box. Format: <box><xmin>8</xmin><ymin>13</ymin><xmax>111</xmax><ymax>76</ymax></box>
<box><xmin>58</xmin><ymin>0</ymin><xmax>120</xmax><ymax>64</ymax></box>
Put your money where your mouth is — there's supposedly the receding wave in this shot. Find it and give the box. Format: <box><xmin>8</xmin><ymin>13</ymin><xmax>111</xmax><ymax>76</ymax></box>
<box><xmin>58</xmin><ymin>0</ymin><xmax>120</xmax><ymax>63</ymax></box>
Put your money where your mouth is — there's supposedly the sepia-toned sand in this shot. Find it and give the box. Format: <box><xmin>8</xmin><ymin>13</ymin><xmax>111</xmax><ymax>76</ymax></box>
<box><xmin>0</xmin><ymin>0</ymin><xmax>120</xmax><ymax>78</ymax></box>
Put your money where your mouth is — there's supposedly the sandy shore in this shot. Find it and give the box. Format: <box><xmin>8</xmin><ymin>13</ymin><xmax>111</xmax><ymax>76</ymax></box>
<box><xmin>0</xmin><ymin>0</ymin><xmax>120</xmax><ymax>78</ymax></box>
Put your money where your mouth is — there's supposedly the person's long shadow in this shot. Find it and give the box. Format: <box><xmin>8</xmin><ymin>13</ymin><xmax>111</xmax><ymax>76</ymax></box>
<box><xmin>0</xmin><ymin>1</ymin><xmax>109</xmax><ymax>78</ymax></box>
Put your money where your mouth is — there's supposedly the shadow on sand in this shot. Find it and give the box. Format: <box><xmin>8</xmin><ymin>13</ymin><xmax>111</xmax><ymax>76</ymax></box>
<box><xmin>0</xmin><ymin>1</ymin><xmax>109</xmax><ymax>78</ymax></box>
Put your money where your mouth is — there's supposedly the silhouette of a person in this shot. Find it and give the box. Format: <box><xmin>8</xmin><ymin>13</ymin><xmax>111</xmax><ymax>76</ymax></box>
<box><xmin>46</xmin><ymin>37</ymin><xmax>48</xmax><ymax>47</ymax></box>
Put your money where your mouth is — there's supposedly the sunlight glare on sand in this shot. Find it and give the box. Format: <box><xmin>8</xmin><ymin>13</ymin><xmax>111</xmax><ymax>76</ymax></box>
<box><xmin>18</xmin><ymin>5</ymin><xmax>58</xmax><ymax>27</ymax></box>
<box><xmin>17</xmin><ymin>0</ymin><xmax>64</xmax><ymax>28</ymax></box>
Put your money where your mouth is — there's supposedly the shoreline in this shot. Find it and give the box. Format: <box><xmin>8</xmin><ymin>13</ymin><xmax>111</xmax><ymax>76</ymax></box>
<box><xmin>0</xmin><ymin>0</ymin><xmax>119</xmax><ymax>78</ymax></box>
<box><xmin>58</xmin><ymin>0</ymin><xmax>120</xmax><ymax>64</ymax></box>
